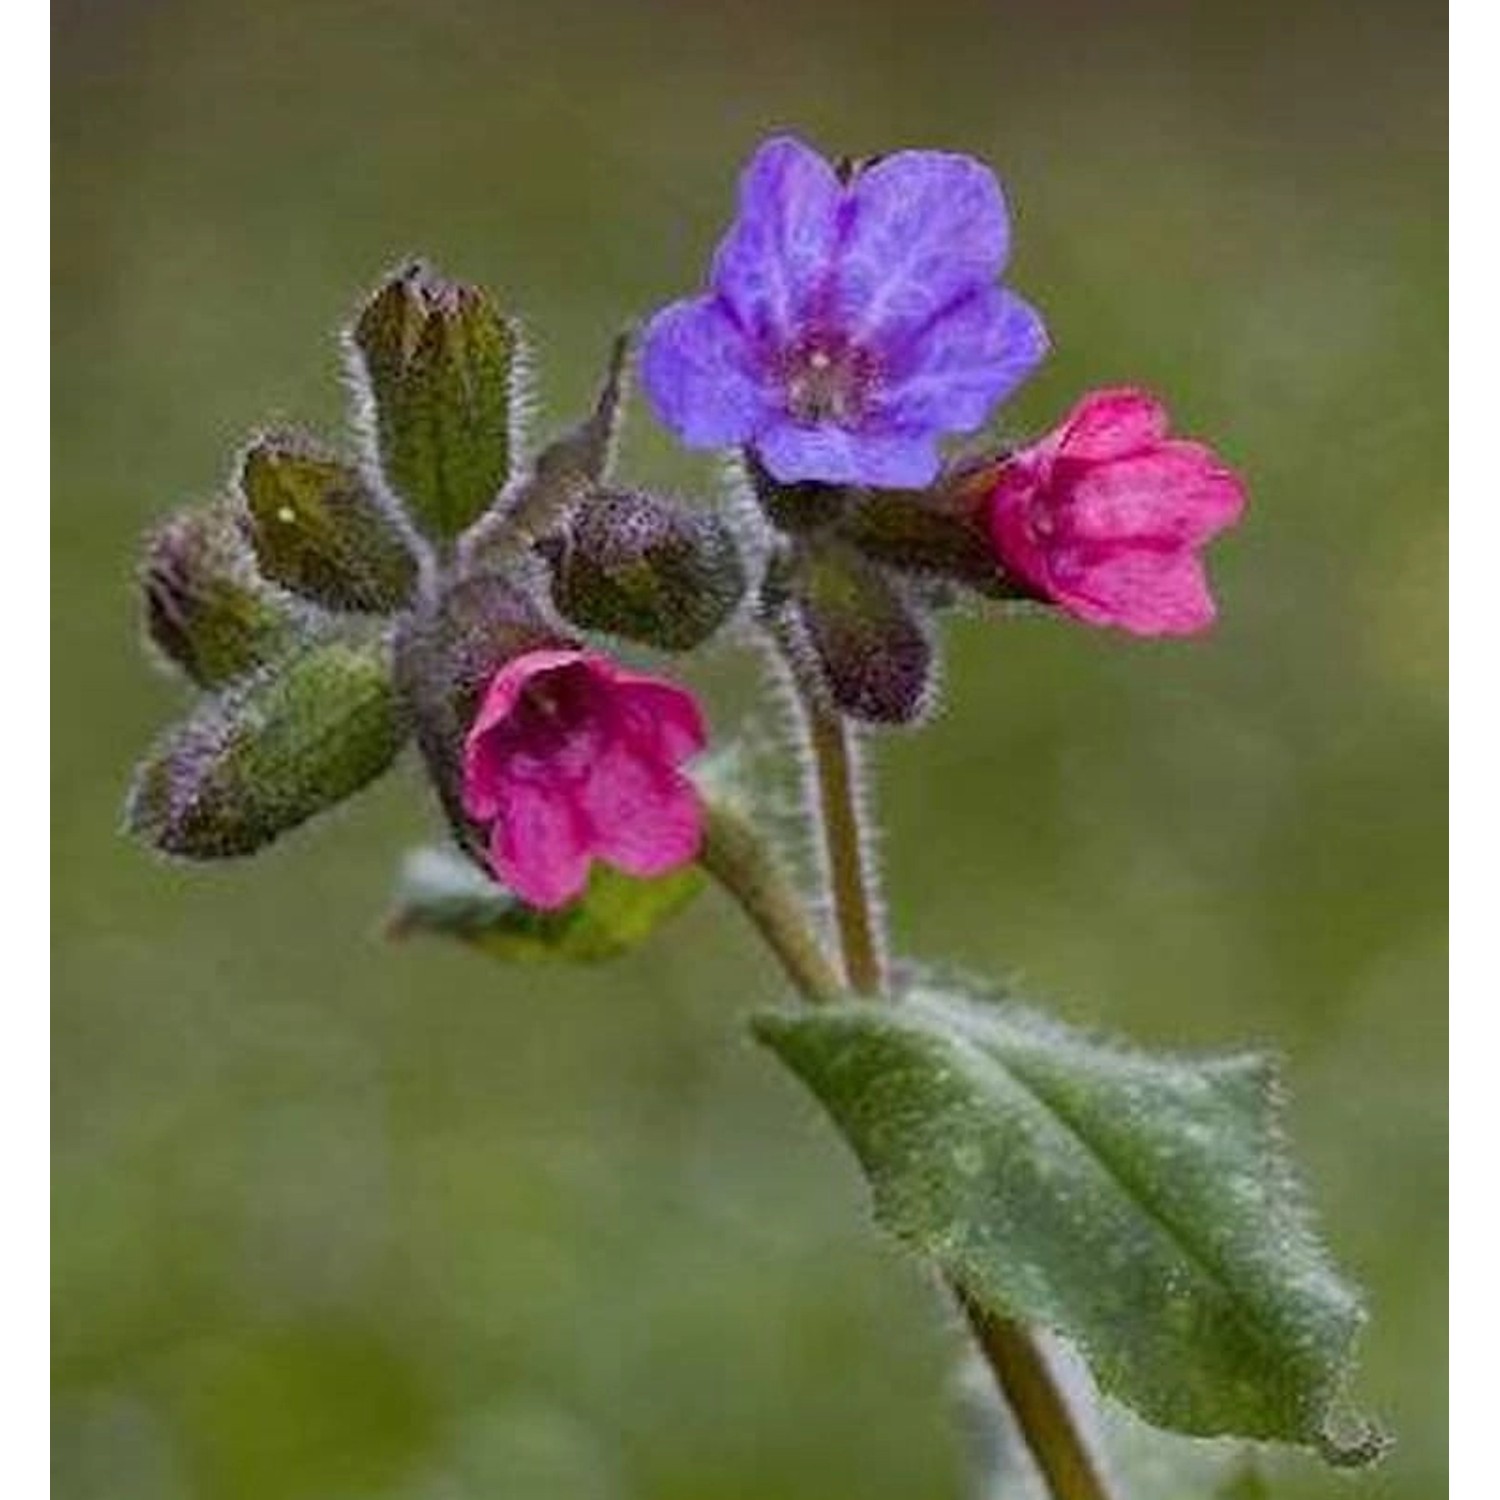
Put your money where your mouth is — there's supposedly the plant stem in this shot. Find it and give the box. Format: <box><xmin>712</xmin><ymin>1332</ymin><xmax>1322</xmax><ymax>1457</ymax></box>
<box><xmin>699</xmin><ymin>796</ymin><xmax>1116</xmax><ymax>1500</ymax></box>
<box><xmin>719</xmin><ymin>671</ymin><xmax>1119</xmax><ymax>1500</ymax></box>
<box><xmin>802</xmin><ymin>704</ymin><xmax>884</xmax><ymax>994</ymax></box>
<box><xmin>959</xmin><ymin>1294</ymin><xmax>1116</xmax><ymax>1500</ymax></box>
<box><xmin>699</xmin><ymin>800</ymin><xmax>844</xmax><ymax>1005</ymax></box>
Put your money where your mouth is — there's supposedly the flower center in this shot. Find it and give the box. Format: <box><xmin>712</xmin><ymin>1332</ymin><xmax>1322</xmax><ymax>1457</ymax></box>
<box><xmin>506</xmin><ymin>666</ymin><xmax>605</xmax><ymax>781</ymax></box>
<box><xmin>781</xmin><ymin>335</ymin><xmax>877</xmax><ymax>426</ymax></box>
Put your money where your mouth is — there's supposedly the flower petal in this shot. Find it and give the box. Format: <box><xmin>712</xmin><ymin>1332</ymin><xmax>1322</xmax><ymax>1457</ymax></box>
<box><xmin>607</xmin><ymin>674</ymin><xmax>709</xmax><ymax>762</ymax></box>
<box><xmin>1053</xmin><ymin>547</ymin><xmax>1219</xmax><ymax>637</ymax></box>
<box><xmin>837</xmin><ymin>151</ymin><xmax>1010</xmax><ymax>340</ymax></box>
<box><xmin>1057</xmin><ymin>388</ymin><xmax>1170</xmax><ymax>461</ymax></box>
<box><xmin>710</xmin><ymin>134</ymin><xmax>843</xmax><ymax>342</ymax></box>
<box><xmin>1063</xmin><ymin>443</ymin><xmax>1247</xmax><ymax>546</ymax></box>
<box><xmin>754</xmin><ymin>418</ymin><xmax>941</xmax><ymax>488</ymax></box>
<box><xmin>639</xmin><ymin>296</ymin><xmax>767</xmax><ymax>448</ymax></box>
<box><xmin>581</xmin><ymin>742</ymin><xmax>703</xmax><ymax>878</ymax></box>
<box><xmin>878</xmin><ymin>286</ymin><xmax>1049</xmax><ymax>433</ymax></box>
<box><xmin>462</xmin><ymin>648</ymin><xmax>590</xmax><ymax>821</ymax></box>
<box><xmin>488</xmin><ymin>782</ymin><xmax>594</xmax><ymax>909</ymax></box>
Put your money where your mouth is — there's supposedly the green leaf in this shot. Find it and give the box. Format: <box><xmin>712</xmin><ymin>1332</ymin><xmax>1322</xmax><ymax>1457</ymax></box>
<box><xmin>350</xmin><ymin>261</ymin><xmax>521</xmax><ymax>540</ymax></box>
<box><xmin>238</xmin><ymin>433</ymin><xmax>419</xmax><ymax>612</ymax></box>
<box><xmin>386</xmin><ymin>845</ymin><xmax>704</xmax><ymax>962</ymax></box>
<box><xmin>754</xmin><ymin>983</ymin><xmax>1381</xmax><ymax>1465</ymax></box>
<box><xmin>126</xmin><ymin>634</ymin><xmax>408</xmax><ymax>858</ymax></box>
<box><xmin>139</xmin><ymin>500</ymin><xmax>308</xmax><ymax>687</ymax></box>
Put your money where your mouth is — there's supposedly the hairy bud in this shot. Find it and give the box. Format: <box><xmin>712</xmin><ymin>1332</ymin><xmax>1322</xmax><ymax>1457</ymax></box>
<box><xmin>350</xmin><ymin>261</ymin><xmax>522</xmax><ymax>541</ymax></box>
<box><xmin>125</xmin><ymin>634</ymin><xmax>407</xmax><ymax>859</ymax></box>
<box><xmin>777</xmin><ymin>538</ymin><xmax>935</xmax><ymax>725</ymax></box>
<box><xmin>549</xmin><ymin>489</ymin><xmax>745</xmax><ymax>650</ymax></box>
<box><xmin>140</xmin><ymin>501</ymin><xmax>305</xmax><ymax>688</ymax></box>
<box><xmin>238</xmin><ymin>433</ymin><xmax>419</xmax><ymax>612</ymax></box>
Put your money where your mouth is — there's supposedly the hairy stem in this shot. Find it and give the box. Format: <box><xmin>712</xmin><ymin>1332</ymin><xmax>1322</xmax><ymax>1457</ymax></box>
<box><xmin>709</xmin><ymin>664</ymin><xmax>1117</xmax><ymax>1500</ymax></box>
<box><xmin>960</xmin><ymin>1295</ymin><xmax>1116</xmax><ymax>1500</ymax></box>
<box><xmin>699</xmin><ymin>800</ymin><xmax>844</xmax><ymax>1004</ymax></box>
<box><xmin>699</xmin><ymin>796</ymin><xmax>1115</xmax><ymax>1500</ymax></box>
<box><xmin>802</xmin><ymin>704</ymin><xmax>884</xmax><ymax>994</ymax></box>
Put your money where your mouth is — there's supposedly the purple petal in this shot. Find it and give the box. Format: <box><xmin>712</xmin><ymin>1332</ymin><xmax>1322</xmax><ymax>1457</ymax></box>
<box><xmin>639</xmin><ymin>296</ymin><xmax>767</xmax><ymax>448</ymax></box>
<box><xmin>837</xmin><ymin>151</ymin><xmax>1010</xmax><ymax>340</ymax></box>
<box><xmin>754</xmin><ymin>418</ymin><xmax>941</xmax><ymax>488</ymax></box>
<box><xmin>710</xmin><ymin>135</ymin><xmax>843</xmax><ymax>342</ymax></box>
<box><xmin>877</xmin><ymin>287</ymin><xmax>1049</xmax><ymax>433</ymax></box>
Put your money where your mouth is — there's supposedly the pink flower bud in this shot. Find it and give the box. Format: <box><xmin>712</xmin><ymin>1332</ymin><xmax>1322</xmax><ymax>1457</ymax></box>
<box><xmin>460</xmin><ymin>648</ymin><xmax>707</xmax><ymax>909</ymax></box>
<box><xmin>985</xmin><ymin>389</ymin><xmax>1247</xmax><ymax>636</ymax></box>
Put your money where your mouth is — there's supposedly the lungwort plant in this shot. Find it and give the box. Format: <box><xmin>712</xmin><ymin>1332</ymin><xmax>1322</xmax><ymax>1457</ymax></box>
<box><xmin>125</xmin><ymin>135</ymin><xmax>1385</xmax><ymax>1498</ymax></box>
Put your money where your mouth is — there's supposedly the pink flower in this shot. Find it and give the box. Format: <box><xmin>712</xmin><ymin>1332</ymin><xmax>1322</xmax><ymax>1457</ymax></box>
<box><xmin>985</xmin><ymin>389</ymin><xmax>1247</xmax><ymax>636</ymax></box>
<box><xmin>460</xmin><ymin>648</ymin><xmax>707</xmax><ymax>909</ymax></box>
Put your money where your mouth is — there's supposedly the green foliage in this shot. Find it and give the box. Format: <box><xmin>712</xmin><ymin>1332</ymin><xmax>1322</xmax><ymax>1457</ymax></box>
<box><xmin>550</xmin><ymin>488</ymin><xmax>746</xmax><ymax>650</ymax></box>
<box><xmin>388</xmin><ymin>845</ymin><xmax>705</xmax><ymax>961</ymax></box>
<box><xmin>755</xmin><ymin>982</ymin><xmax>1382</xmax><ymax>1466</ymax></box>
<box><xmin>126</xmin><ymin>635</ymin><xmax>408</xmax><ymax>858</ymax></box>
<box><xmin>237</xmin><ymin>434</ymin><xmax>419</xmax><ymax>612</ymax></box>
<box><xmin>350</xmin><ymin>262</ymin><xmax>522</xmax><ymax>541</ymax></box>
<box><xmin>139</xmin><ymin>501</ymin><xmax>307</xmax><ymax>688</ymax></box>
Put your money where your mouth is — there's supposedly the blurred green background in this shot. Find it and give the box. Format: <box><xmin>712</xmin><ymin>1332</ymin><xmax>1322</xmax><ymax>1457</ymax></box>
<box><xmin>53</xmin><ymin>0</ymin><xmax>1446</xmax><ymax>1496</ymax></box>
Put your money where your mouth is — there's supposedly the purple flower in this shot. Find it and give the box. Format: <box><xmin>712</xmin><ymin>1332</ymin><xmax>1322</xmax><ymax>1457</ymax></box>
<box><xmin>640</xmin><ymin>135</ymin><xmax>1049</xmax><ymax>489</ymax></box>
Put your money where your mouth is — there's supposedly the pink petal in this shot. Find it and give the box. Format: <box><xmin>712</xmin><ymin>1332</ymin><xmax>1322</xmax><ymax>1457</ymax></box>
<box><xmin>488</xmin><ymin>781</ymin><xmax>594</xmax><ymax>909</ymax></box>
<box><xmin>462</xmin><ymin>648</ymin><xmax>590</xmax><ymax>821</ymax></box>
<box><xmin>1054</xmin><ymin>547</ymin><xmax>1219</xmax><ymax>637</ymax></box>
<box><xmin>984</xmin><ymin>457</ymin><xmax>1053</xmax><ymax>594</ymax></box>
<box><xmin>467</xmin><ymin>648</ymin><xmax>588</xmax><ymax>739</ymax></box>
<box><xmin>580</xmin><ymin>738</ymin><xmax>703</xmax><ymax>879</ymax></box>
<box><xmin>1063</xmin><ymin>442</ymin><xmax>1247</xmax><ymax>547</ymax></box>
<box><xmin>604</xmin><ymin>673</ymin><xmax>709</xmax><ymax>762</ymax></box>
<box><xmin>1057</xmin><ymin>388</ymin><xmax>1170</xmax><ymax>462</ymax></box>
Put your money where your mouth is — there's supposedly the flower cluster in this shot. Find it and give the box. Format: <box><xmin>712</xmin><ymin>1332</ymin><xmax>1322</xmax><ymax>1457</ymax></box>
<box><xmin>127</xmin><ymin>132</ymin><xmax>1246</xmax><ymax>912</ymax></box>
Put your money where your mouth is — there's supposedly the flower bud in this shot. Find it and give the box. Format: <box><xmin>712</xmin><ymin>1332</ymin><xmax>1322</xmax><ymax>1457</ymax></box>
<box><xmin>549</xmin><ymin>489</ymin><xmax>745</xmax><ymax>650</ymax></box>
<box><xmin>350</xmin><ymin>261</ymin><xmax>521</xmax><ymax>541</ymax></box>
<box><xmin>777</xmin><ymin>538</ymin><xmax>935</xmax><ymax>725</ymax></box>
<box><xmin>140</xmin><ymin>501</ymin><xmax>305</xmax><ymax>688</ymax></box>
<box><xmin>238</xmin><ymin>433</ymin><xmax>419</xmax><ymax>612</ymax></box>
<box><xmin>125</xmin><ymin>634</ymin><xmax>407</xmax><ymax>859</ymax></box>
